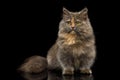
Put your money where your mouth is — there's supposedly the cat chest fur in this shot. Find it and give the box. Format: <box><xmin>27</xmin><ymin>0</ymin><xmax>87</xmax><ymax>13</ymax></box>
<box><xmin>63</xmin><ymin>32</ymin><xmax>79</xmax><ymax>45</ymax></box>
<box><xmin>60</xmin><ymin>33</ymin><xmax>85</xmax><ymax>69</ymax></box>
<box><xmin>62</xmin><ymin>32</ymin><xmax>86</xmax><ymax>55</ymax></box>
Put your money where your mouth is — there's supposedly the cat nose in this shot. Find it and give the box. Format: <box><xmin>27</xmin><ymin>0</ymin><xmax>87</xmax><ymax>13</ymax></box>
<box><xmin>71</xmin><ymin>26</ymin><xmax>75</xmax><ymax>30</ymax></box>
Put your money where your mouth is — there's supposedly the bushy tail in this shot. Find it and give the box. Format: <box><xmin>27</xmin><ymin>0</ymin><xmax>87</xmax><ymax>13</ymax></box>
<box><xmin>18</xmin><ymin>55</ymin><xmax>48</xmax><ymax>73</ymax></box>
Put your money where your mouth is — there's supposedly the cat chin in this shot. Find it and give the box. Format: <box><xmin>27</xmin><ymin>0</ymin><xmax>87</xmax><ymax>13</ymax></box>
<box><xmin>70</xmin><ymin>31</ymin><xmax>76</xmax><ymax>34</ymax></box>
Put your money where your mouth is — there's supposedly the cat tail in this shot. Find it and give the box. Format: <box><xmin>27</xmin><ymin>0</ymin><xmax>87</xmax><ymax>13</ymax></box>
<box><xmin>17</xmin><ymin>55</ymin><xmax>48</xmax><ymax>73</ymax></box>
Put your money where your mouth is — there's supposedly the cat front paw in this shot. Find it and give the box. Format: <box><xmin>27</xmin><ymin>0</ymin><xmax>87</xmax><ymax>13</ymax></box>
<box><xmin>80</xmin><ymin>69</ymin><xmax>92</xmax><ymax>74</ymax></box>
<box><xmin>63</xmin><ymin>68</ymin><xmax>74</xmax><ymax>75</ymax></box>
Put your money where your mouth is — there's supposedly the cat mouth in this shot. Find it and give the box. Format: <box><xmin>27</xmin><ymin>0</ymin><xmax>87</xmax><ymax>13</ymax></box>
<box><xmin>71</xmin><ymin>27</ymin><xmax>77</xmax><ymax>32</ymax></box>
<box><xmin>69</xmin><ymin>29</ymin><xmax>77</xmax><ymax>34</ymax></box>
<box><xmin>71</xmin><ymin>27</ymin><xmax>76</xmax><ymax>30</ymax></box>
<box><xmin>66</xmin><ymin>27</ymin><xmax>77</xmax><ymax>33</ymax></box>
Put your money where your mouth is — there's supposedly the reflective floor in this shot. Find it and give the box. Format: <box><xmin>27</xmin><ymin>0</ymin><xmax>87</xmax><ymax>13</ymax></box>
<box><xmin>16</xmin><ymin>70</ymin><xmax>96</xmax><ymax>80</ymax></box>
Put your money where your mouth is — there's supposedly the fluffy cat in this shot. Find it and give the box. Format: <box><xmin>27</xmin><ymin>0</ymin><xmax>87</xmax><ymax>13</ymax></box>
<box><xmin>18</xmin><ymin>7</ymin><xmax>96</xmax><ymax>75</ymax></box>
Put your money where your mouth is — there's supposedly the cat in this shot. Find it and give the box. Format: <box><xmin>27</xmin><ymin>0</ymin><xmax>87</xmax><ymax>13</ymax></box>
<box><xmin>18</xmin><ymin>7</ymin><xmax>96</xmax><ymax>75</ymax></box>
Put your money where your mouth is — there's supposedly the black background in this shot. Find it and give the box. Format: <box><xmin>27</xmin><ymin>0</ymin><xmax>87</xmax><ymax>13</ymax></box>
<box><xmin>3</xmin><ymin>0</ymin><xmax>118</xmax><ymax>80</ymax></box>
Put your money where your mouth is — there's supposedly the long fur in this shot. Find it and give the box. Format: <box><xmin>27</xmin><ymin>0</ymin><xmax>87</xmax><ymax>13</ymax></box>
<box><xmin>18</xmin><ymin>8</ymin><xmax>96</xmax><ymax>75</ymax></box>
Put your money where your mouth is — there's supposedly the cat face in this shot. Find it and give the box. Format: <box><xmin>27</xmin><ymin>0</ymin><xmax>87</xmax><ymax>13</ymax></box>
<box><xmin>62</xmin><ymin>8</ymin><xmax>89</xmax><ymax>33</ymax></box>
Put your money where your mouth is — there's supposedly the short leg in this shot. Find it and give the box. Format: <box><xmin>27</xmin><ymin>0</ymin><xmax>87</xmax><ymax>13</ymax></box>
<box><xmin>57</xmin><ymin>50</ymin><xmax>74</xmax><ymax>75</ymax></box>
<box><xmin>79</xmin><ymin>55</ymin><xmax>95</xmax><ymax>74</ymax></box>
<box><xmin>63</xmin><ymin>67</ymin><xmax>74</xmax><ymax>75</ymax></box>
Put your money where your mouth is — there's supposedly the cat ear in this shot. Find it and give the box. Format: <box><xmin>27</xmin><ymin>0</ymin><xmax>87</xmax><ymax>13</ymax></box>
<box><xmin>79</xmin><ymin>7</ymin><xmax>88</xmax><ymax>20</ymax></box>
<box><xmin>63</xmin><ymin>7</ymin><xmax>70</xmax><ymax>16</ymax></box>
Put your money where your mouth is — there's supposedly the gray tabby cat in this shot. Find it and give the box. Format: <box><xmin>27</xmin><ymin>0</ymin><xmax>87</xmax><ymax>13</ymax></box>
<box><xmin>18</xmin><ymin>7</ymin><xmax>96</xmax><ymax>75</ymax></box>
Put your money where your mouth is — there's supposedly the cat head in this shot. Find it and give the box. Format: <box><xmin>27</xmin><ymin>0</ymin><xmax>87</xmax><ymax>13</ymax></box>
<box><xmin>61</xmin><ymin>7</ymin><xmax>91</xmax><ymax>33</ymax></box>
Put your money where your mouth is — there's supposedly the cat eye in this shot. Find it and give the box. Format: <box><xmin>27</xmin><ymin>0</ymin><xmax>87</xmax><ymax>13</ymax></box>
<box><xmin>75</xmin><ymin>20</ymin><xmax>82</xmax><ymax>26</ymax></box>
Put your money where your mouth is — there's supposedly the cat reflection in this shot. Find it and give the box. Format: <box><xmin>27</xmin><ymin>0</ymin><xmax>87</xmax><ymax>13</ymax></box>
<box><xmin>21</xmin><ymin>71</ymin><xmax>93</xmax><ymax>80</ymax></box>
